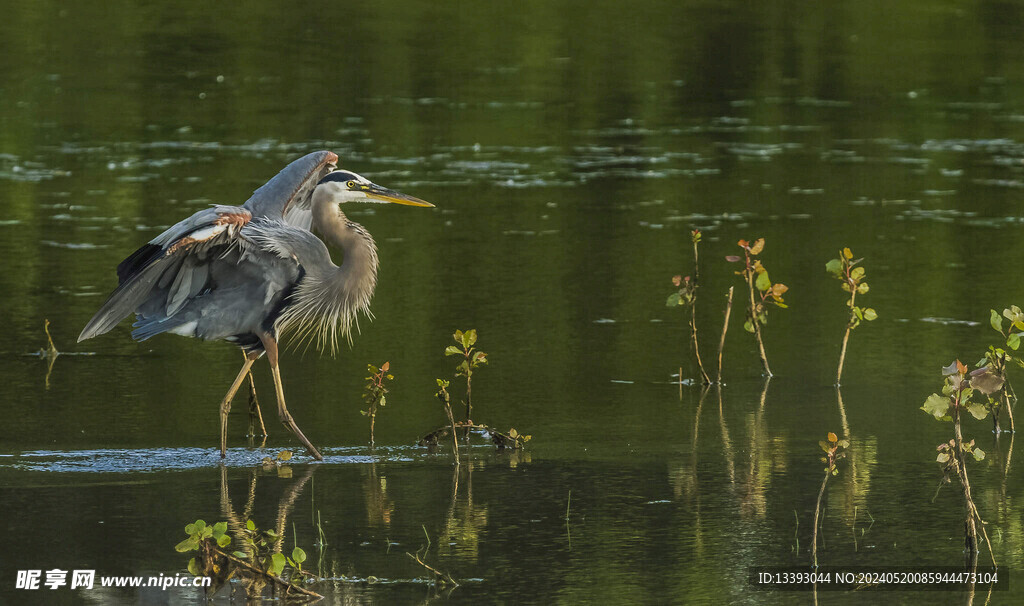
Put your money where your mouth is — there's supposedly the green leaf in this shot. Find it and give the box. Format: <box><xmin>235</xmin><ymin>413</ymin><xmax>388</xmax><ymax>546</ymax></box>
<box><xmin>937</xmin><ymin>452</ymin><xmax>950</xmax><ymax>463</ymax></box>
<box><xmin>842</xmin><ymin>247</ymin><xmax>853</xmax><ymax>260</ymax></box>
<box><xmin>973</xmin><ymin>448</ymin><xmax>986</xmax><ymax>461</ymax></box>
<box><xmin>233</xmin><ymin>551</ymin><xmax>248</xmax><ymax>559</ymax></box>
<box><xmin>755</xmin><ymin>270</ymin><xmax>771</xmax><ymax>292</ymax></box>
<box><xmin>1009</xmin><ymin>333</ymin><xmax>1021</xmax><ymax>351</ymax></box>
<box><xmin>277</xmin><ymin>450</ymin><xmax>293</xmax><ymax>461</ymax></box>
<box><xmin>246</xmin><ymin>520</ymin><xmax>256</xmax><ymax>531</ymax></box>
<box><xmin>185</xmin><ymin>523</ymin><xmax>196</xmax><ymax>535</ymax></box>
<box><xmin>188</xmin><ymin>558</ymin><xmax>199</xmax><ymax>576</ymax></box>
<box><xmin>991</xmin><ymin>309</ymin><xmax>1003</xmax><ymax>333</ymax></box>
<box><xmin>444</xmin><ymin>345</ymin><xmax>462</xmax><ymax>356</ymax></box>
<box><xmin>857</xmin><ymin>283</ymin><xmax>869</xmax><ymax>294</ymax></box>
<box><xmin>175</xmin><ymin>538</ymin><xmax>198</xmax><ymax>553</ymax></box>
<box><xmin>270</xmin><ymin>553</ymin><xmax>286</xmax><ymax>576</ymax></box>
<box><xmin>825</xmin><ymin>258</ymin><xmax>842</xmax><ymax>276</ymax></box>
<box><xmin>966</xmin><ymin>402</ymin><xmax>990</xmax><ymax>420</ymax></box>
<box><xmin>194</xmin><ymin>520</ymin><xmax>206</xmax><ymax>532</ymax></box>
<box><xmin>464</xmin><ymin>329</ymin><xmax>478</xmax><ymax>348</ymax></box>
<box><xmin>921</xmin><ymin>393</ymin><xmax>952</xmax><ymax>421</ymax></box>
<box><xmin>292</xmin><ymin>547</ymin><xmax>306</xmax><ymax>564</ymax></box>
<box><xmin>850</xmin><ymin>267</ymin><xmax>865</xmax><ymax>281</ymax></box>
<box><xmin>379</xmin><ymin>395</ymin><xmax>386</xmax><ymax>407</ymax></box>
<box><xmin>213</xmin><ymin>522</ymin><xmax>227</xmax><ymax>537</ymax></box>
<box><xmin>749</xmin><ymin>238</ymin><xmax>765</xmax><ymax>255</ymax></box>
<box><xmin>217</xmin><ymin>534</ymin><xmax>231</xmax><ymax>548</ymax></box>
<box><xmin>666</xmin><ymin>293</ymin><xmax>681</xmax><ymax>307</ymax></box>
<box><xmin>969</xmin><ymin>367</ymin><xmax>1005</xmax><ymax>395</ymax></box>
<box><xmin>819</xmin><ymin>440</ymin><xmax>831</xmax><ymax>453</ymax></box>
<box><xmin>863</xmin><ymin>308</ymin><xmax>877</xmax><ymax>321</ymax></box>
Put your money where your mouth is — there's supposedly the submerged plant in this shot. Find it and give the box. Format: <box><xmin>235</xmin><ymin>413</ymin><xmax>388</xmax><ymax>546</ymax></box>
<box><xmin>445</xmin><ymin>329</ymin><xmax>488</xmax><ymax>422</ymax></box>
<box><xmin>920</xmin><ymin>360</ymin><xmax>997</xmax><ymax>567</ymax></box>
<box><xmin>666</xmin><ymin>229</ymin><xmax>710</xmax><ymax>384</ymax></box>
<box><xmin>812</xmin><ymin>432</ymin><xmax>848</xmax><ymax>567</ymax></box>
<box><xmin>725</xmin><ymin>238</ymin><xmax>788</xmax><ymax>376</ymax></box>
<box><xmin>826</xmin><ymin>248</ymin><xmax>877</xmax><ymax>385</ymax></box>
<box><xmin>362</xmin><ymin>361</ymin><xmax>393</xmax><ymax>446</ymax></box>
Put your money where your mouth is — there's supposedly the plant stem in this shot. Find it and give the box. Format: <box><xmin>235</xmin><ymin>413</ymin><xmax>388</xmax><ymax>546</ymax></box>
<box><xmin>465</xmin><ymin>372</ymin><xmax>472</xmax><ymax>423</ymax></box>
<box><xmin>1002</xmin><ymin>365</ymin><xmax>1015</xmax><ymax>433</ymax></box>
<box><xmin>717</xmin><ymin>287</ymin><xmax>734</xmax><ymax>384</ymax></box>
<box><xmin>836</xmin><ymin>289</ymin><xmax>856</xmax><ymax>386</ymax></box>
<box><xmin>744</xmin><ymin>258</ymin><xmax>772</xmax><ymax>376</ymax></box>
<box><xmin>691</xmin><ymin>238</ymin><xmax>710</xmax><ymax>385</ymax></box>
<box><xmin>812</xmin><ymin>472</ymin><xmax>829</xmax><ymax>568</ymax></box>
<box><xmin>43</xmin><ymin>319</ymin><xmax>58</xmax><ymax>356</ymax></box>
<box><xmin>369</xmin><ymin>411</ymin><xmax>376</xmax><ymax>447</ymax></box>
<box><xmin>441</xmin><ymin>389</ymin><xmax>460</xmax><ymax>462</ymax></box>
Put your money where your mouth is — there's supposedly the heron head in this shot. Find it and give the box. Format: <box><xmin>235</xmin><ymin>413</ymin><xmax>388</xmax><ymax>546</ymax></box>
<box><xmin>315</xmin><ymin>170</ymin><xmax>433</xmax><ymax>207</ymax></box>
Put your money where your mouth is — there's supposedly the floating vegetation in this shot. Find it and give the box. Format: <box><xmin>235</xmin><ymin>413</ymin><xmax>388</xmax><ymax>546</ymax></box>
<box><xmin>826</xmin><ymin>248</ymin><xmax>877</xmax><ymax>385</ymax></box>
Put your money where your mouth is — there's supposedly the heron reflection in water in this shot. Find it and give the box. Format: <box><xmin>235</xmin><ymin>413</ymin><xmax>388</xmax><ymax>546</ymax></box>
<box><xmin>79</xmin><ymin>151</ymin><xmax>433</xmax><ymax>460</ymax></box>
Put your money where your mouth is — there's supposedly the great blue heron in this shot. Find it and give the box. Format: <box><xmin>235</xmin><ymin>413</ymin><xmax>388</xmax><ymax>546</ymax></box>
<box><xmin>78</xmin><ymin>151</ymin><xmax>433</xmax><ymax>460</ymax></box>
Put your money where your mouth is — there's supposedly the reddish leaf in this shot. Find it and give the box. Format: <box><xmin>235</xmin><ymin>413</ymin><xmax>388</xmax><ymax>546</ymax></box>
<box><xmin>725</xmin><ymin>255</ymin><xmax>741</xmax><ymax>262</ymax></box>
<box><xmin>827</xmin><ymin>432</ymin><xmax>838</xmax><ymax>443</ymax></box>
<box><xmin>737</xmin><ymin>239</ymin><xmax>748</xmax><ymax>247</ymax></box>
<box><xmin>381</xmin><ymin>361</ymin><xmax>390</xmax><ymax>372</ymax></box>
<box><xmin>672</xmin><ymin>275</ymin><xmax>682</xmax><ymax>286</ymax></box>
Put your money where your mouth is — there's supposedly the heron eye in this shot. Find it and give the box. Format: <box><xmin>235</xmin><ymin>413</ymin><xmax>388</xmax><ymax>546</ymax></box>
<box><xmin>347</xmin><ymin>181</ymin><xmax>356</xmax><ymax>188</ymax></box>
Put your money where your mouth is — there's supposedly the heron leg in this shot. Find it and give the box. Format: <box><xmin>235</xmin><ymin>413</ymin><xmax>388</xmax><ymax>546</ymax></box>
<box><xmin>261</xmin><ymin>334</ymin><xmax>323</xmax><ymax>461</ymax></box>
<box><xmin>220</xmin><ymin>354</ymin><xmax>257</xmax><ymax>458</ymax></box>
<box><xmin>244</xmin><ymin>353</ymin><xmax>267</xmax><ymax>438</ymax></box>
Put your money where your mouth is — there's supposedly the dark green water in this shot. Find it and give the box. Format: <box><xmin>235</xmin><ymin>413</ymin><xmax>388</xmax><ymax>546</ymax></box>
<box><xmin>3</xmin><ymin>1</ymin><xmax>1024</xmax><ymax>603</ymax></box>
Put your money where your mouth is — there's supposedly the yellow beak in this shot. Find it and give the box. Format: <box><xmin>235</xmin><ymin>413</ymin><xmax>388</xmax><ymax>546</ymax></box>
<box><xmin>366</xmin><ymin>184</ymin><xmax>434</xmax><ymax>207</ymax></box>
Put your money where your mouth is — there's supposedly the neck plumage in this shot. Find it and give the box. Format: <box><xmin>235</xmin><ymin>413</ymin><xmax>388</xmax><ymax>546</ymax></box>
<box><xmin>284</xmin><ymin>191</ymin><xmax>378</xmax><ymax>352</ymax></box>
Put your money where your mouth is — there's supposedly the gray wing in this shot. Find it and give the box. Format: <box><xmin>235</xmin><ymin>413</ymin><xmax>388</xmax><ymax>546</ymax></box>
<box><xmin>242</xmin><ymin>151</ymin><xmax>338</xmax><ymax>229</ymax></box>
<box><xmin>79</xmin><ymin>205</ymin><xmax>263</xmax><ymax>342</ymax></box>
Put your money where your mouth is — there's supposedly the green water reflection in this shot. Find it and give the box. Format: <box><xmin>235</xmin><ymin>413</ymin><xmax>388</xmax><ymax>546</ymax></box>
<box><xmin>3</xmin><ymin>0</ymin><xmax>1024</xmax><ymax>603</ymax></box>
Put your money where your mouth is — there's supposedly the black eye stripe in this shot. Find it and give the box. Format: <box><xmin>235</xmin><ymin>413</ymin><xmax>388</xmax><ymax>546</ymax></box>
<box><xmin>318</xmin><ymin>171</ymin><xmax>358</xmax><ymax>185</ymax></box>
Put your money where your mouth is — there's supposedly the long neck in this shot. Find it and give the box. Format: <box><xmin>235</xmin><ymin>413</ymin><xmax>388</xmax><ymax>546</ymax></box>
<box><xmin>304</xmin><ymin>190</ymin><xmax>379</xmax><ymax>343</ymax></box>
